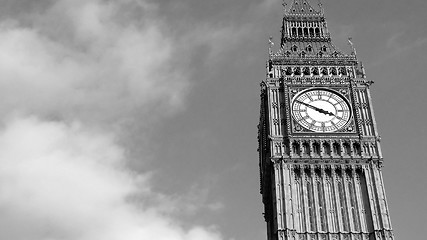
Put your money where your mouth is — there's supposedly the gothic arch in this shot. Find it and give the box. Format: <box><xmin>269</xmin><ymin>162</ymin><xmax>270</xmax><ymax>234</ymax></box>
<box><xmin>312</xmin><ymin>141</ymin><xmax>321</xmax><ymax>156</ymax></box>
<box><xmin>292</xmin><ymin>141</ymin><xmax>301</xmax><ymax>156</ymax></box>
<box><xmin>353</xmin><ymin>142</ymin><xmax>361</xmax><ymax>156</ymax></box>
<box><xmin>332</xmin><ymin>142</ymin><xmax>341</xmax><ymax>156</ymax></box>
<box><xmin>302</xmin><ymin>141</ymin><xmax>310</xmax><ymax>156</ymax></box>
<box><xmin>292</xmin><ymin>28</ymin><xmax>297</xmax><ymax>37</ymax></box>
<box><xmin>292</xmin><ymin>45</ymin><xmax>298</xmax><ymax>52</ymax></box>
<box><xmin>343</xmin><ymin>142</ymin><xmax>351</xmax><ymax>156</ymax></box>
<box><xmin>321</xmin><ymin>67</ymin><xmax>328</xmax><ymax>75</ymax></box>
<box><xmin>312</xmin><ymin>67</ymin><xmax>319</xmax><ymax>76</ymax></box>
<box><xmin>303</xmin><ymin>28</ymin><xmax>309</xmax><ymax>37</ymax></box>
<box><xmin>315</xmin><ymin>28</ymin><xmax>320</xmax><ymax>37</ymax></box>
<box><xmin>323</xmin><ymin>142</ymin><xmax>331</xmax><ymax>156</ymax></box>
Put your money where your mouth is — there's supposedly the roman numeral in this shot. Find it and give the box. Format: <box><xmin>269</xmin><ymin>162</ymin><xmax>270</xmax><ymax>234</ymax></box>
<box><xmin>330</xmin><ymin>122</ymin><xmax>338</xmax><ymax>130</ymax></box>
<box><xmin>321</xmin><ymin>122</ymin><xmax>326</xmax><ymax>132</ymax></box>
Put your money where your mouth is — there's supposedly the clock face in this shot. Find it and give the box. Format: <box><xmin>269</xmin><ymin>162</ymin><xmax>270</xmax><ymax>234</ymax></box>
<box><xmin>292</xmin><ymin>89</ymin><xmax>351</xmax><ymax>133</ymax></box>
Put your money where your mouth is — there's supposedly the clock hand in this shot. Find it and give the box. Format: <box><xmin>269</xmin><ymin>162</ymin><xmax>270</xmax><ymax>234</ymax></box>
<box><xmin>315</xmin><ymin>107</ymin><xmax>336</xmax><ymax>117</ymax></box>
<box><xmin>296</xmin><ymin>100</ymin><xmax>317</xmax><ymax>111</ymax></box>
<box><xmin>296</xmin><ymin>100</ymin><xmax>336</xmax><ymax>117</ymax></box>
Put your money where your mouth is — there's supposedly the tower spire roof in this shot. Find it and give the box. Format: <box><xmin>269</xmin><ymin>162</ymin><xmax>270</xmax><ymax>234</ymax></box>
<box><xmin>287</xmin><ymin>0</ymin><xmax>321</xmax><ymax>15</ymax></box>
<box><xmin>273</xmin><ymin>0</ymin><xmax>356</xmax><ymax>60</ymax></box>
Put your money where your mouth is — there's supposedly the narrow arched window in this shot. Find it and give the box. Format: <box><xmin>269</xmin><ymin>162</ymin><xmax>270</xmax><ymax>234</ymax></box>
<box><xmin>333</xmin><ymin>142</ymin><xmax>341</xmax><ymax>156</ymax></box>
<box><xmin>309</xmin><ymin>28</ymin><xmax>314</xmax><ymax>37</ymax></box>
<box><xmin>298</xmin><ymin>28</ymin><xmax>303</xmax><ymax>37</ymax></box>
<box><xmin>315</xmin><ymin>28</ymin><xmax>321</xmax><ymax>37</ymax></box>
<box><xmin>306</xmin><ymin>171</ymin><xmax>316</xmax><ymax>231</ymax></box>
<box><xmin>303</xmin><ymin>28</ymin><xmax>309</xmax><ymax>37</ymax></box>
<box><xmin>292</xmin><ymin>142</ymin><xmax>301</xmax><ymax>156</ymax></box>
<box><xmin>313</xmin><ymin>142</ymin><xmax>321</xmax><ymax>156</ymax></box>
<box><xmin>323</xmin><ymin>142</ymin><xmax>331</xmax><ymax>156</ymax></box>
<box><xmin>343</xmin><ymin>142</ymin><xmax>351</xmax><ymax>156</ymax></box>
<box><xmin>292</xmin><ymin>28</ymin><xmax>297</xmax><ymax>37</ymax></box>
<box><xmin>353</xmin><ymin>143</ymin><xmax>361</xmax><ymax>156</ymax></box>
<box><xmin>303</xmin><ymin>67</ymin><xmax>310</xmax><ymax>76</ymax></box>
<box><xmin>337</xmin><ymin>171</ymin><xmax>350</xmax><ymax>232</ymax></box>
<box><xmin>302</xmin><ymin>142</ymin><xmax>310</xmax><ymax>155</ymax></box>
<box><xmin>363</xmin><ymin>145</ymin><xmax>369</xmax><ymax>155</ymax></box>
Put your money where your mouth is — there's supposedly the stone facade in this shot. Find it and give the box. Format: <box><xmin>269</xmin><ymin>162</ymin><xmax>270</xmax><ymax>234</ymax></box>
<box><xmin>258</xmin><ymin>1</ymin><xmax>395</xmax><ymax>240</ymax></box>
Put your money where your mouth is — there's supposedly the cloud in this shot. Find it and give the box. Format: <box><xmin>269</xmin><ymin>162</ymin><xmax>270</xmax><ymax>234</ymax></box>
<box><xmin>0</xmin><ymin>0</ymin><xmax>189</xmax><ymax>126</ymax></box>
<box><xmin>0</xmin><ymin>117</ymin><xmax>223</xmax><ymax>240</ymax></box>
<box><xmin>0</xmin><ymin>0</ymin><xmax>235</xmax><ymax>239</ymax></box>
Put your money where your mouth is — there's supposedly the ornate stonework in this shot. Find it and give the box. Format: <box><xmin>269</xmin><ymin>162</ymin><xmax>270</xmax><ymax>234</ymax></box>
<box><xmin>258</xmin><ymin>1</ymin><xmax>394</xmax><ymax>240</ymax></box>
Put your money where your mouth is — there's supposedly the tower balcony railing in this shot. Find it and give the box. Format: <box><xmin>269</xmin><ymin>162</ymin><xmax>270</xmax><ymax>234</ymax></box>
<box><xmin>269</xmin><ymin>54</ymin><xmax>358</xmax><ymax>62</ymax></box>
<box><xmin>285</xmin><ymin>12</ymin><xmax>323</xmax><ymax>18</ymax></box>
<box><xmin>285</xmin><ymin>32</ymin><xmax>331</xmax><ymax>39</ymax></box>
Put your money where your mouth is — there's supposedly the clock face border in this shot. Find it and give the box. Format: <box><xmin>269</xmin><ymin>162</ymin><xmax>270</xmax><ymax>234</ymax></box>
<box><xmin>290</xmin><ymin>87</ymin><xmax>354</xmax><ymax>134</ymax></box>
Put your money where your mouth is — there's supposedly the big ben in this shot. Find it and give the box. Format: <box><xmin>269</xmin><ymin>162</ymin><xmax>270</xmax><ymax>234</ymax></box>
<box><xmin>258</xmin><ymin>1</ymin><xmax>395</xmax><ymax>240</ymax></box>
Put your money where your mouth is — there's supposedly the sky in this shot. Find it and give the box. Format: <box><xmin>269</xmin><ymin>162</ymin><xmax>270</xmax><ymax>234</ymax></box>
<box><xmin>0</xmin><ymin>0</ymin><xmax>425</xmax><ymax>239</ymax></box>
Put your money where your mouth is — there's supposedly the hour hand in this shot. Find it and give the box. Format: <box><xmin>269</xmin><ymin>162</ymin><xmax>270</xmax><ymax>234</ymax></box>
<box><xmin>316</xmin><ymin>108</ymin><xmax>335</xmax><ymax>117</ymax></box>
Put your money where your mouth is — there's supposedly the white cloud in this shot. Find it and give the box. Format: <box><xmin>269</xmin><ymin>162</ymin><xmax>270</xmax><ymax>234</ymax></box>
<box><xmin>0</xmin><ymin>117</ymin><xmax>224</xmax><ymax>240</ymax></box>
<box><xmin>0</xmin><ymin>0</ymin><xmax>232</xmax><ymax>239</ymax></box>
<box><xmin>0</xmin><ymin>0</ymin><xmax>189</xmax><ymax>125</ymax></box>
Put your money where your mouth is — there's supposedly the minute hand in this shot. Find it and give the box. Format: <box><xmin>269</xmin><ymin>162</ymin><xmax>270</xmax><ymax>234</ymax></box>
<box><xmin>296</xmin><ymin>100</ymin><xmax>335</xmax><ymax>117</ymax></box>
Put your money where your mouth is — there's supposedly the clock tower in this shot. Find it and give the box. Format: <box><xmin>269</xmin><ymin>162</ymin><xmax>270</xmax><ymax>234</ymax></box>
<box><xmin>258</xmin><ymin>1</ymin><xmax>395</xmax><ymax>240</ymax></box>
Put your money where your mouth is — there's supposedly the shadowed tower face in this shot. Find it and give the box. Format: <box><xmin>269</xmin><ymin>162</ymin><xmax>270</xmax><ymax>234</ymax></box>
<box><xmin>258</xmin><ymin>1</ymin><xmax>395</xmax><ymax>240</ymax></box>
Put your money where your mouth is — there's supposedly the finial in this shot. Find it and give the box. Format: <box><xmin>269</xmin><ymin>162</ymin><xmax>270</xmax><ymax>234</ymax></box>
<box><xmin>282</xmin><ymin>0</ymin><xmax>288</xmax><ymax>15</ymax></box>
<box><xmin>268</xmin><ymin>36</ymin><xmax>275</xmax><ymax>55</ymax></box>
<box><xmin>282</xmin><ymin>0</ymin><xmax>287</xmax><ymax>11</ymax></box>
<box><xmin>348</xmin><ymin>37</ymin><xmax>358</xmax><ymax>57</ymax></box>
<box><xmin>318</xmin><ymin>0</ymin><xmax>324</xmax><ymax>14</ymax></box>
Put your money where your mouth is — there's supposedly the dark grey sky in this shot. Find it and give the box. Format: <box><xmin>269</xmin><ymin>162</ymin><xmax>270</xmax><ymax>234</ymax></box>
<box><xmin>0</xmin><ymin>0</ymin><xmax>425</xmax><ymax>239</ymax></box>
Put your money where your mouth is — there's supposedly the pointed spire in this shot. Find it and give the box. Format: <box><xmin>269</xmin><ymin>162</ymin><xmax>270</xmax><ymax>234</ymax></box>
<box><xmin>268</xmin><ymin>36</ymin><xmax>275</xmax><ymax>55</ymax></box>
<box><xmin>348</xmin><ymin>37</ymin><xmax>358</xmax><ymax>57</ymax></box>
